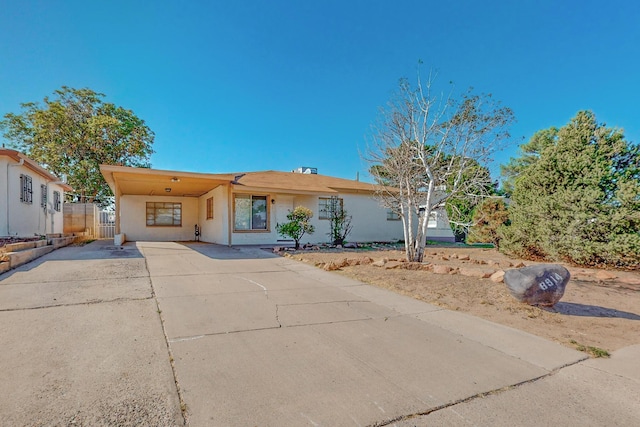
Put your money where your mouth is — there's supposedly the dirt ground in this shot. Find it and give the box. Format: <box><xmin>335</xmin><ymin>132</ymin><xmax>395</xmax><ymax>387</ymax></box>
<box><xmin>285</xmin><ymin>246</ymin><xmax>640</xmax><ymax>356</ymax></box>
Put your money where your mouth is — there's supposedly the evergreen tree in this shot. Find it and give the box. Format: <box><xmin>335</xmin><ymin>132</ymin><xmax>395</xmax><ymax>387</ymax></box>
<box><xmin>500</xmin><ymin>111</ymin><xmax>640</xmax><ymax>268</ymax></box>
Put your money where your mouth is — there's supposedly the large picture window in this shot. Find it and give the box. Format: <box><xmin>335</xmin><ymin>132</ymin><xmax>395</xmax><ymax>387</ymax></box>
<box><xmin>234</xmin><ymin>194</ymin><xmax>268</xmax><ymax>231</ymax></box>
<box><xmin>20</xmin><ymin>174</ymin><xmax>33</xmax><ymax>204</ymax></box>
<box><xmin>146</xmin><ymin>202</ymin><xmax>182</xmax><ymax>226</ymax></box>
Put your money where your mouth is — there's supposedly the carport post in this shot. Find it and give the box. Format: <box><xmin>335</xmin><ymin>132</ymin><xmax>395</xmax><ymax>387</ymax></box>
<box><xmin>114</xmin><ymin>184</ymin><xmax>121</xmax><ymax>235</ymax></box>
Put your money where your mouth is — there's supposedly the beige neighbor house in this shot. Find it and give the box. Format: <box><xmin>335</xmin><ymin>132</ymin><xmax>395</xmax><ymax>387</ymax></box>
<box><xmin>99</xmin><ymin>164</ymin><xmax>455</xmax><ymax>245</ymax></box>
<box><xmin>1</xmin><ymin>149</ymin><xmax>72</xmax><ymax>237</ymax></box>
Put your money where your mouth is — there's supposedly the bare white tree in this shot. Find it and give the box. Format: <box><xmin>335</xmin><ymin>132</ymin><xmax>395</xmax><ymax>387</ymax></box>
<box><xmin>367</xmin><ymin>73</ymin><xmax>514</xmax><ymax>262</ymax></box>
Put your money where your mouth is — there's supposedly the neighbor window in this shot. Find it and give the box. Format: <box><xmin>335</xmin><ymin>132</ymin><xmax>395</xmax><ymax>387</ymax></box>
<box><xmin>206</xmin><ymin>197</ymin><xmax>214</xmax><ymax>220</ymax></box>
<box><xmin>427</xmin><ymin>211</ymin><xmax>438</xmax><ymax>228</ymax></box>
<box><xmin>387</xmin><ymin>210</ymin><xmax>401</xmax><ymax>221</ymax></box>
<box><xmin>20</xmin><ymin>174</ymin><xmax>33</xmax><ymax>204</ymax></box>
<box><xmin>318</xmin><ymin>197</ymin><xmax>343</xmax><ymax>220</ymax></box>
<box><xmin>234</xmin><ymin>194</ymin><xmax>268</xmax><ymax>231</ymax></box>
<box><xmin>40</xmin><ymin>185</ymin><xmax>47</xmax><ymax>208</ymax></box>
<box><xmin>53</xmin><ymin>191</ymin><xmax>61</xmax><ymax>212</ymax></box>
<box><xmin>146</xmin><ymin>202</ymin><xmax>182</xmax><ymax>226</ymax></box>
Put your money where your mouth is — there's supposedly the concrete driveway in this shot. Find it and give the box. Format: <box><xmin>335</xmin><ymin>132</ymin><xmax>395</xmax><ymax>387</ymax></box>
<box><xmin>1</xmin><ymin>241</ymin><xmax>638</xmax><ymax>426</ymax></box>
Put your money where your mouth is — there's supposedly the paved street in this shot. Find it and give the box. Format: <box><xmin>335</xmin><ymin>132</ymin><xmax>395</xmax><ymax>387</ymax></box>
<box><xmin>1</xmin><ymin>240</ymin><xmax>638</xmax><ymax>426</ymax></box>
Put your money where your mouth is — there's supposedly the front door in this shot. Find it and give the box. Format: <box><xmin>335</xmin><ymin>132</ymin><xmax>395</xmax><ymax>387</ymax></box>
<box><xmin>275</xmin><ymin>196</ymin><xmax>294</xmax><ymax>241</ymax></box>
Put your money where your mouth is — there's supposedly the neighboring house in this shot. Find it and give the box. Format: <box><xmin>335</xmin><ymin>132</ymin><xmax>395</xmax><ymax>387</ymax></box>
<box><xmin>99</xmin><ymin>164</ymin><xmax>455</xmax><ymax>245</ymax></box>
<box><xmin>1</xmin><ymin>149</ymin><xmax>72</xmax><ymax>236</ymax></box>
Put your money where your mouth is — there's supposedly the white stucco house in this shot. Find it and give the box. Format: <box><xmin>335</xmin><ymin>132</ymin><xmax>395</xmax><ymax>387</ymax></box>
<box><xmin>99</xmin><ymin>164</ymin><xmax>455</xmax><ymax>245</ymax></box>
<box><xmin>1</xmin><ymin>149</ymin><xmax>72</xmax><ymax>237</ymax></box>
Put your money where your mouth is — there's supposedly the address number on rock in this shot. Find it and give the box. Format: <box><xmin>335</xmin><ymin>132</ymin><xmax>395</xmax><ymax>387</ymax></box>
<box><xmin>538</xmin><ymin>272</ymin><xmax>564</xmax><ymax>291</ymax></box>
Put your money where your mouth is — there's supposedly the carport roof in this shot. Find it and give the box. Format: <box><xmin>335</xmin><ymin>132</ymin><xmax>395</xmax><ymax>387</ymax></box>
<box><xmin>100</xmin><ymin>164</ymin><xmax>236</xmax><ymax>197</ymax></box>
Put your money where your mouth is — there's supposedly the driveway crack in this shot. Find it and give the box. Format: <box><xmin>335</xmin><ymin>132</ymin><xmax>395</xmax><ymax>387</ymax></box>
<box><xmin>367</xmin><ymin>359</ymin><xmax>587</xmax><ymax>427</ymax></box>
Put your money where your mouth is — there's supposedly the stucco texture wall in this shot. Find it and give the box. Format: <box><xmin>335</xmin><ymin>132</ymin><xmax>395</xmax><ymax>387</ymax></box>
<box><xmin>2</xmin><ymin>158</ymin><xmax>65</xmax><ymax>236</ymax></box>
<box><xmin>198</xmin><ymin>185</ymin><xmax>228</xmax><ymax>244</ymax></box>
<box><xmin>120</xmin><ymin>195</ymin><xmax>199</xmax><ymax>241</ymax></box>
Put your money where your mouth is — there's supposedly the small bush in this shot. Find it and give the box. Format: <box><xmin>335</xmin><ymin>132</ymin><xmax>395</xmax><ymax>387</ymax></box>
<box><xmin>276</xmin><ymin>206</ymin><xmax>315</xmax><ymax>250</ymax></box>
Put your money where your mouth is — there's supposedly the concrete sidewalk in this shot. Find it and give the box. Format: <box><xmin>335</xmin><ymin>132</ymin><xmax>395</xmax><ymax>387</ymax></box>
<box><xmin>1</xmin><ymin>240</ymin><xmax>638</xmax><ymax>426</ymax></box>
<box><xmin>141</xmin><ymin>241</ymin><xmax>640</xmax><ymax>426</ymax></box>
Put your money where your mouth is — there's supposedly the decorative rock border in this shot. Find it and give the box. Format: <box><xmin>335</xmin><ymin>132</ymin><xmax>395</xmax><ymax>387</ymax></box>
<box><xmin>0</xmin><ymin>234</ymin><xmax>77</xmax><ymax>274</ymax></box>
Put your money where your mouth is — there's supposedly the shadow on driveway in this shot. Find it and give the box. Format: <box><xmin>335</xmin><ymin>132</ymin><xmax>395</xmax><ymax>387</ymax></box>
<box><xmin>177</xmin><ymin>241</ymin><xmax>281</xmax><ymax>260</ymax></box>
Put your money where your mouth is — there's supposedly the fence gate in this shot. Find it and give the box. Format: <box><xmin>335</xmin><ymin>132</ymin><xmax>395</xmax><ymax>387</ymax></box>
<box><xmin>98</xmin><ymin>210</ymin><xmax>116</xmax><ymax>238</ymax></box>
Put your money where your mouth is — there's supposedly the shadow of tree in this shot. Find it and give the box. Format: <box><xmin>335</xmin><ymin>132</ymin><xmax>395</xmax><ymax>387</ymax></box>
<box><xmin>548</xmin><ymin>302</ymin><xmax>640</xmax><ymax>320</ymax></box>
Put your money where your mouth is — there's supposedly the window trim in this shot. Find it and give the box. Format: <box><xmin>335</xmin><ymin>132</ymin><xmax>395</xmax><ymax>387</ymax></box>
<box><xmin>427</xmin><ymin>211</ymin><xmax>438</xmax><ymax>228</ymax></box>
<box><xmin>386</xmin><ymin>209</ymin><xmax>401</xmax><ymax>221</ymax></box>
<box><xmin>41</xmin><ymin>184</ymin><xmax>47</xmax><ymax>208</ymax></box>
<box><xmin>206</xmin><ymin>197</ymin><xmax>214</xmax><ymax>220</ymax></box>
<box><xmin>20</xmin><ymin>174</ymin><xmax>33</xmax><ymax>204</ymax></box>
<box><xmin>233</xmin><ymin>193</ymin><xmax>270</xmax><ymax>233</ymax></box>
<box><xmin>318</xmin><ymin>196</ymin><xmax>343</xmax><ymax>220</ymax></box>
<box><xmin>146</xmin><ymin>201</ymin><xmax>182</xmax><ymax>227</ymax></box>
<box><xmin>53</xmin><ymin>190</ymin><xmax>61</xmax><ymax>212</ymax></box>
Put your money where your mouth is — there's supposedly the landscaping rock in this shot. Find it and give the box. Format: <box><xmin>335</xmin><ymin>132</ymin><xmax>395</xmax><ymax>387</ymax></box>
<box><xmin>432</xmin><ymin>264</ymin><xmax>452</xmax><ymax>275</ymax></box>
<box><xmin>323</xmin><ymin>261</ymin><xmax>340</xmax><ymax>271</ymax></box>
<box><xmin>504</xmin><ymin>264</ymin><xmax>570</xmax><ymax>306</ymax></box>
<box><xmin>358</xmin><ymin>256</ymin><xmax>374</xmax><ymax>265</ymax></box>
<box><xmin>343</xmin><ymin>242</ymin><xmax>358</xmax><ymax>249</ymax></box>
<box><xmin>459</xmin><ymin>267</ymin><xmax>495</xmax><ymax>279</ymax></box>
<box><xmin>490</xmin><ymin>270</ymin><xmax>505</xmax><ymax>283</ymax></box>
<box><xmin>401</xmin><ymin>262</ymin><xmax>425</xmax><ymax>271</ymax></box>
<box><xmin>458</xmin><ymin>254</ymin><xmax>470</xmax><ymax>261</ymax></box>
<box><xmin>384</xmin><ymin>261</ymin><xmax>403</xmax><ymax>269</ymax></box>
<box><xmin>371</xmin><ymin>259</ymin><xmax>387</xmax><ymax>267</ymax></box>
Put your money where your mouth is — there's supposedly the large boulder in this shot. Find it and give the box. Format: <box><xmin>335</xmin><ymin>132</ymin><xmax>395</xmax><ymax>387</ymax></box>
<box><xmin>504</xmin><ymin>264</ymin><xmax>570</xmax><ymax>306</ymax></box>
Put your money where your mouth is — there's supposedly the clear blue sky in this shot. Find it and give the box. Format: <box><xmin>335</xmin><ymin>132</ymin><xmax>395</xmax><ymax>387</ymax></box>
<box><xmin>1</xmin><ymin>1</ymin><xmax>638</xmax><ymax>182</ymax></box>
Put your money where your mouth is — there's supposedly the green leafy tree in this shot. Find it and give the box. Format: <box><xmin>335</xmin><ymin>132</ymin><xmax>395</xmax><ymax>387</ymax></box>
<box><xmin>1</xmin><ymin>87</ymin><xmax>154</xmax><ymax>205</ymax></box>
<box><xmin>467</xmin><ymin>198</ymin><xmax>510</xmax><ymax>246</ymax></box>
<box><xmin>276</xmin><ymin>206</ymin><xmax>315</xmax><ymax>249</ymax></box>
<box><xmin>500</xmin><ymin>111</ymin><xmax>640</xmax><ymax>268</ymax></box>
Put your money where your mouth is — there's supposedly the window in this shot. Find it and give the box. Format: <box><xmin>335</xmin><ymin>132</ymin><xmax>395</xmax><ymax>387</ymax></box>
<box><xmin>427</xmin><ymin>211</ymin><xmax>438</xmax><ymax>228</ymax></box>
<box><xmin>318</xmin><ymin>197</ymin><xmax>343</xmax><ymax>220</ymax></box>
<box><xmin>53</xmin><ymin>191</ymin><xmax>61</xmax><ymax>212</ymax></box>
<box><xmin>20</xmin><ymin>174</ymin><xmax>33</xmax><ymax>204</ymax></box>
<box><xmin>146</xmin><ymin>202</ymin><xmax>182</xmax><ymax>226</ymax></box>
<box><xmin>387</xmin><ymin>210</ymin><xmax>401</xmax><ymax>221</ymax></box>
<box><xmin>234</xmin><ymin>194</ymin><xmax>268</xmax><ymax>231</ymax></box>
<box><xmin>41</xmin><ymin>185</ymin><xmax>47</xmax><ymax>208</ymax></box>
<box><xmin>206</xmin><ymin>197</ymin><xmax>214</xmax><ymax>220</ymax></box>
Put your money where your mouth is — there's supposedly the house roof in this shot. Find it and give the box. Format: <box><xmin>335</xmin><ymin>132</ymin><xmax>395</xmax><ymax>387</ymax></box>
<box><xmin>0</xmin><ymin>149</ymin><xmax>73</xmax><ymax>191</ymax></box>
<box><xmin>99</xmin><ymin>165</ymin><xmax>382</xmax><ymax>197</ymax></box>
<box><xmin>232</xmin><ymin>170</ymin><xmax>378</xmax><ymax>194</ymax></box>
